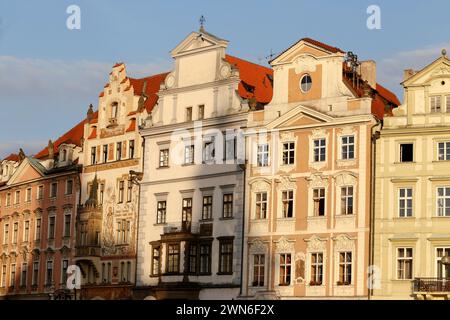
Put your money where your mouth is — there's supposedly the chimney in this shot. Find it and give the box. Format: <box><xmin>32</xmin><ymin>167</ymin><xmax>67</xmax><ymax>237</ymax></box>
<box><xmin>47</xmin><ymin>140</ymin><xmax>54</xmax><ymax>160</ymax></box>
<box><xmin>359</xmin><ymin>60</ymin><xmax>377</xmax><ymax>89</ymax></box>
<box><xmin>403</xmin><ymin>69</ymin><xmax>415</xmax><ymax>81</ymax></box>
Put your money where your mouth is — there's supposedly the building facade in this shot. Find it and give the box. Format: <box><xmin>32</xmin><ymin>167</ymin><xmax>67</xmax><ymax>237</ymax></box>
<box><xmin>241</xmin><ymin>38</ymin><xmax>399</xmax><ymax>299</ymax></box>
<box><xmin>135</xmin><ymin>28</ymin><xmax>273</xmax><ymax>300</ymax></box>
<box><xmin>73</xmin><ymin>63</ymin><xmax>167</xmax><ymax>300</ymax></box>
<box><xmin>0</xmin><ymin>140</ymin><xmax>81</xmax><ymax>299</ymax></box>
<box><xmin>373</xmin><ymin>51</ymin><xmax>450</xmax><ymax>300</ymax></box>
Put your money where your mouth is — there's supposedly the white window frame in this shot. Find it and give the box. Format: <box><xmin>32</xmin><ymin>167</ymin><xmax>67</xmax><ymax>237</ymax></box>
<box><xmin>431</xmin><ymin>95</ymin><xmax>442</xmax><ymax>113</ymax></box>
<box><xmin>341</xmin><ymin>135</ymin><xmax>355</xmax><ymax>160</ymax></box>
<box><xmin>437</xmin><ymin>186</ymin><xmax>450</xmax><ymax>217</ymax></box>
<box><xmin>313</xmin><ymin>138</ymin><xmax>326</xmax><ymax>162</ymax></box>
<box><xmin>398</xmin><ymin>187</ymin><xmax>413</xmax><ymax>217</ymax></box>
<box><xmin>282</xmin><ymin>142</ymin><xmax>295</xmax><ymax>166</ymax></box>
<box><xmin>255</xmin><ymin>192</ymin><xmax>268</xmax><ymax>219</ymax></box>
<box><xmin>396</xmin><ymin>247</ymin><xmax>413</xmax><ymax>280</ymax></box>
<box><xmin>437</xmin><ymin>141</ymin><xmax>450</xmax><ymax>161</ymax></box>
<box><xmin>257</xmin><ymin>144</ymin><xmax>269</xmax><ymax>167</ymax></box>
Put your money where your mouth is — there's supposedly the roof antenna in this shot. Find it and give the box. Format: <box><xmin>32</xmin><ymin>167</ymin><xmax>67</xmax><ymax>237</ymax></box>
<box><xmin>265</xmin><ymin>49</ymin><xmax>277</xmax><ymax>62</ymax></box>
<box><xmin>199</xmin><ymin>15</ymin><xmax>206</xmax><ymax>33</ymax></box>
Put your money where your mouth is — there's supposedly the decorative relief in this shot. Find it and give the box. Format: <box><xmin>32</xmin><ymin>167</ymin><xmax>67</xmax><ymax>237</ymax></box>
<box><xmin>250</xmin><ymin>179</ymin><xmax>271</xmax><ymax>193</ymax></box>
<box><xmin>310</xmin><ymin>128</ymin><xmax>327</xmax><ymax>139</ymax></box>
<box><xmin>339</xmin><ymin>126</ymin><xmax>356</xmax><ymax>136</ymax></box>
<box><xmin>334</xmin><ymin>172</ymin><xmax>357</xmax><ymax>187</ymax></box>
<box><xmin>306</xmin><ymin>173</ymin><xmax>329</xmax><ymax>188</ymax></box>
<box><xmin>333</xmin><ymin>234</ymin><xmax>355</xmax><ymax>251</ymax></box>
<box><xmin>280</xmin><ymin>131</ymin><xmax>295</xmax><ymax>142</ymax></box>
<box><xmin>277</xmin><ymin>176</ymin><xmax>297</xmax><ymax>191</ymax></box>
<box><xmin>100</xmin><ymin>125</ymin><xmax>125</xmax><ymax>139</ymax></box>
<box><xmin>275</xmin><ymin>236</ymin><xmax>295</xmax><ymax>253</ymax></box>
<box><xmin>432</xmin><ymin>66</ymin><xmax>450</xmax><ymax>76</ymax></box>
<box><xmin>295</xmin><ymin>252</ymin><xmax>306</xmax><ymax>284</ymax></box>
<box><xmin>305</xmin><ymin>235</ymin><xmax>326</xmax><ymax>251</ymax></box>
<box><xmin>293</xmin><ymin>55</ymin><xmax>318</xmax><ymax>74</ymax></box>
<box><xmin>249</xmin><ymin>239</ymin><xmax>267</xmax><ymax>254</ymax></box>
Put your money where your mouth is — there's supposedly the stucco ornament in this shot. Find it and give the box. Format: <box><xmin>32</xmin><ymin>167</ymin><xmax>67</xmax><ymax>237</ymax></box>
<box><xmin>334</xmin><ymin>234</ymin><xmax>355</xmax><ymax>251</ymax></box>
<box><xmin>306</xmin><ymin>235</ymin><xmax>326</xmax><ymax>251</ymax></box>
<box><xmin>294</xmin><ymin>55</ymin><xmax>318</xmax><ymax>74</ymax></box>
<box><xmin>249</xmin><ymin>239</ymin><xmax>267</xmax><ymax>254</ymax></box>
<box><xmin>275</xmin><ymin>236</ymin><xmax>295</xmax><ymax>253</ymax></box>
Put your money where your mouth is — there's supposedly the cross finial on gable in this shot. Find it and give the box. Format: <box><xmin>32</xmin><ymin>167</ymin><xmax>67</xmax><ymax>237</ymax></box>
<box><xmin>199</xmin><ymin>15</ymin><xmax>206</xmax><ymax>32</ymax></box>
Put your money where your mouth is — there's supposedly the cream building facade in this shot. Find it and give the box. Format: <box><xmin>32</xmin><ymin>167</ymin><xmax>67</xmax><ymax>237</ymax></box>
<box><xmin>135</xmin><ymin>28</ymin><xmax>273</xmax><ymax>300</ymax></box>
<box><xmin>373</xmin><ymin>51</ymin><xmax>450</xmax><ymax>300</ymax></box>
<box><xmin>241</xmin><ymin>38</ymin><xmax>399</xmax><ymax>299</ymax></box>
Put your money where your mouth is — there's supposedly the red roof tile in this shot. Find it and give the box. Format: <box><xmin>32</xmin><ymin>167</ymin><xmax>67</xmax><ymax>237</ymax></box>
<box><xmin>88</xmin><ymin>126</ymin><xmax>97</xmax><ymax>140</ymax></box>
<box><xmin>128</xmin><ymin>72</ymin><xmax>169</xmax><ymax>113</ymax></box>
<box><xmin>376</xmin><ymin>83</ymin><xmax>401</xmax><ymax>106</ymax></box>
<box><xmin>126</xmin><ymin>118</ymin><xmax>136</xmax><ymax>132</ymax></box>
<box><xmin>3</xmin><ymin>153</ymin><xmax>20</xmax><ymax>162</ymax></box>
<box><xmin>225</xmin><ymin>55</ymin><xmax>273</xmax><ymax>104</ymax></box>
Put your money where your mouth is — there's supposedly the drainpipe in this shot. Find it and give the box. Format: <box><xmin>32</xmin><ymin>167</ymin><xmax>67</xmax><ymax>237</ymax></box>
<box><xmin>369</xmin><ymin>119</ymin><xmax>381</xmax><ymax>299</ymax></box>
<box><xmin>239</xmin><ymin>162</ymin><xmax>246</xmax><ymax>297</ymax></box>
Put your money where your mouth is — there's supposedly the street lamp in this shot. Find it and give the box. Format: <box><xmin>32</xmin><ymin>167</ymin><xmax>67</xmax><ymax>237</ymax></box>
<box><xmin>441</xmin><ymin>255</ymin><xmax>450</xmax><ymax>266</ymax></box>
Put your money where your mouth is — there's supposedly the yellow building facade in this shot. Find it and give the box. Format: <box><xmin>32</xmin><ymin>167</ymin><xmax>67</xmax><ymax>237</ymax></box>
<box><xmin>373</xmin><ymin>51</ymin><xmax>450</xmax><ymax>300</ymax></box>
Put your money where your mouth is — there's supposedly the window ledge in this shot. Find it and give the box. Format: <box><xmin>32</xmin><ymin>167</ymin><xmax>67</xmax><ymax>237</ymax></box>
<box><xmin>216</xmin><ymin>272</ymin><xmax>233</xmax><ymax>276</ymax></box>
<box><xmin>153</xmin><ymin>223</ymin><xmax>167</xmax><ymax>226</ymax></box>
<box><xmin>199</xmin><ymin>219</ymin><xmax>214</xmax><ymax>223</ymax></box>
<box><xmin>182</xmin><ymin>163</ymin><xmax>195</xmax><ymax>167</ymax></box>
<box><xmin>157</xmin><ymin>166</ymin><xmax>170</xmax><ymax>170</ymax></box>
<box><xmin>219</xmin><ymin>217</ymin><xmax>234</xmax><ymax>221</ymax></box>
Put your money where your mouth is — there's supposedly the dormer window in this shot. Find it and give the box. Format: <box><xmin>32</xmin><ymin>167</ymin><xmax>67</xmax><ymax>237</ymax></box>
<box><xmin>300</xmin><ymin>74</ymin><xmax>312</xmax><ymax>93</ymax></box>
<box><xmin>61</xmin><ymin>149</ymin><xmax>67</xmax><ymax>162</ymax></box>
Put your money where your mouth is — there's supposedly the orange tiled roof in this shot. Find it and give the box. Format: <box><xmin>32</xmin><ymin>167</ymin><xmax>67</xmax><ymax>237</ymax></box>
<box><xmin>126</xmin><ymin>118</ymin><xmax>136</xmax><ymax>132</ymax></box>
<box><xmin>128</xmin><ymin>72</ymin><xmax>169</xmax><ymax>113</ymax></box>
<box><xmin>225</xmin><ymin>55</ymin><xmax>273</xmax><ymax>105</ymax></box>
<box><xmin>3</xmin><ymin>153</ymin><xmax>20</xmax><ymax>162</ymax></box>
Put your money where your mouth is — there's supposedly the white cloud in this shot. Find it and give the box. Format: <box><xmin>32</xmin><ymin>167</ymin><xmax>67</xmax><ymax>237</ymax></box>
<box><xmin>0</xmin><ymin>140</ymin><xmax>46</xmax><ymax>159</ymax></box>
<box><xmin>377</xmin><ymin>43</ymin><xmax>450</xmax><ymax>99</ymax></box>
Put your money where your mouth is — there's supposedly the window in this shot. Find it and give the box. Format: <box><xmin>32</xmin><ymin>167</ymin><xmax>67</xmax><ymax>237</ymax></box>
<box><xmin>159</xmin><ymin>149</ymin><xmax>169</xmax><ymax>167</ymax></box>
<box><xmin>1</xmin><ymin>265</ymin><xmax>6</xmax><ymax>287</ymax></box>
<box><xmin>91</xmin><ymin>146</ymin><xmax>96</xmax><ymax>165</ymax></box>
<box><xmin>48</xmin><ymin>216</ymin><xmax>55</xmax><ymax>239</ymax></box>
<box><xmin>129</xmin><ymin>140</ymin><xmax>135</xmax><ymax>159</ymax></box>
<box><xmin>102</xmin><ymin>145</ymin><xmax>108</xmax><ymax>163</ymax></box>
<box><xmin>253</xmin><ymin>254</ymin><xmax>265</xmax><ymax>287</ymax></box>
<box><xmin>26</xmin><ymin>188</ymin><xmax>32</xmax><ymax>202</ymax></box>
<box><xmin>116</xmin><ymin>219</ymin><xmax>130</xmax><ymax>244</ymax></box>
<box><xmin>199</xmin><ymin>243</ymin><xmax>212</xmax><ymax>274</ymax></box>
<box><xmin>61</xmin><ymin>149</ymin><xmax>67</xmax><ymax>162</ymax></box>
<box><xmin>6</xmin><ymin>193</ymin><xmax>11</xmax><ymax>206</ymax></box>
<box><xmin>118</xmin><ymin>181</ymin><xmax>124</xmax><ymax>203</ymax></box>
<box><xmin>341</xmin><ymin>186</ymin><xmax>354</xmax><ymax>215</ymax></box>
<box><xmin>12</xmin><ymin>222</ymin><xmax>18</xmax><ymax>244</ymax></box>
<box><xmin>188</xmin><ymin>244</ymin><xmax>197</xmax><ymax>274</ymax></box>
<box><xmin>120</xmin><ymin>262</ymin><xmax>126</xmax><ymax>282</ymax></box>
<box><xmin>182</xmin><ymin>198</ymin><xmax>193</xmax><ymax>229</ymax></box>
<box><xmin>255</xmin><ymin>192</ymin><xmax>267</xmax><ymax>219</ymax></box>
<box><xmin>438</xmin><ymin>142</ymin><xmax>450</xmax><ymax>161</ymax></box>
<box><xmin>21</xmin><ymin>263</ymin><xmax>27</xmax><ymax>287</ymax></box>
<box><xmin>203</xmin><ymin>138</ymin><xmax>215</xmax><ymax>163</ymax></box>
<box><xmin>46</xmin><ymin>261</ymin><xmax>53</xmax><ymax>285</ymax></box>
<box><xmin>157</xmin><ymin>201</ymin><xmax>166</xmax><ymax>224</ymax></box>
<box><xmin>437</xmin><ymin>187</ymin><xmax>450</xmax><ymax>217</ymax></box>
<box><xmin>3</xmin><ymin>224</ymin><xmax>9</xmax><ymax>243</ymax></box>
<box><xmin>338</xmin><ymin>252</ymin><xmax>352</xmax><ymax>285</ymax></box>
<box><xmin>431</xmin><ymin>95</ymin><xmax>442</xmax><ymax>113</ymax></box>
<box><xmin>37</xmin><ymin>186</ymin><xmax>44</xmax><ymax>200</ymax></box>
<box><xmin>10</xmin><ymin>264</ymin><xmax>16</xmax><ymax>287</ymax></box>
<box><xmin>282</xmin><ymin>190</ymin><xmax>294</xmax><ymax>218</ymax></box>
<box><xmin>14</xmin><ymin>190</ymin><xmax>20</xmax><ymax>204</ymax></box>
<box><xmin>100</xmin><ymin>183</ymin><xmax>104</xmax><ymax>204</ymax></box>
<box><xmin>279</xmin><ymin>253</ymin><xmax>291</xmax><ymax>286</ymax></box>
<box><xmin>225</xmin><ymin>135</ymin><xmax>237</xmax><ymax>161</ymax></box>
<box><xmin>24</xmin><ymin>221</ymin><xmax>30</xmax><ymax>242</ymax></box>
<box><xmin>446</xmin><ymin>96</ymin><xmax>450</xmax><ymax>113</ymax></box>
<box><xmin>397</xmin><ymin>248</ymin><xmax>413</xmax><ymax>280</ymax></box>
<box><xmin>198</xmin><ymin>105</ymin><xmax>205</xmax><ymax>120</ymax></box>
<box><xmin>222</xmin><ymin>194</ymin><xmax>233</xmax><ymax>218</ymax></box>
<box><xmin>32</xmin><ymin>262</ymin><xmax>39</xmax><ymax>286</ymax></box>
<box><xmin>35</xmin><ymin>218</ymin><xmax>41</xmax><ymax>241</ymax></box>
<box><xmin>436</xmin><ymin>248</ymin><xmax>450</xmax><ymax>279</ymax></box>
<box><xmin>399</xmin><ymin>188</ymin><xmax>413</xmax><ymax>217</ymax></box>
<box><xmin>202</xmin><ymin>196</ymin><xmax>213</xmax><ymax>220</ymax></box>
<box><xmin>313</xmin><ymin>139</ymin><xmax>326</xmax><ymax>162</ymax></box>
<box><xmin>313</xmin><ymin>188</ymin><xmax>326</xmax><ymax>216</ymax></box>
<box><xmin>219</xmin><ymin>239</ymin><xmax>233</xmax><ymax>274</ymax></box>
<box><xmin>111</xmin><ymin>102</ymin><xmax>118</xmax><ymax>118</ymax></box>
<box><xmin>400</xmin><ymin>143</ymin><xmax>413</xmax><ymax>162</ymax></box>
<box><xmin>184</xmin><ymin>145</ymin><xmax>195</xmax><ymax>165</ymax></box>
<box><xmin>167</xmin><ymin>244</ymin><xmax>180</xmax><ymax>273</ymax></box>
<box><xmin>116</xmin><ymin>142</ymin><xmax>122</xmax><ymax>161</ymax></box>
<box><xmin>186</xmin><ymin>107</ymin><xmax>193</xmax><ymax>122</ymax></box>
<box><xmin>152</xmin><ymin>246</ymin><xmax>160</xmax><ymax>276</ymax></box>
<box><xmin>282</xmin><ymin>142</ymin><xmax>295</xmax><ymax>165</ymax></box>
<box><xmin>127</xmin><ymin>180</ymin><xmax>132</xmax><ymax>202</ymax></box>
<box><xmin>50</xmin><ymin>182</ymin><xmax>58</xmax><ymax>198</ymax></box>
<box><xmin>66</xmin><ymin>180</ymin><xmax>73</xmax><ymax>195</ymax></box>
<box><xmin>62</xmin><ymin>260</ymin><xmax>69</xmax><ymax>284</ymax></box>
<box><xmin>257</xmin><ymin>144</ymin><xmax>269</xmax><ymax>167</ymax></box>
<box><xmin>64</xmin><ymin>214</ymin><xmax>71</xmax><ymax>237</ymax></box>
<box><xmin>300</xmin><ymin>74</ymin><xmax>312</xmax><ymax>92</ymax></box>
<box><xmin>310</xmin><ymin>253</ymin><xmax>323</xmax><ymax>285</ymax></box>
<box><xmin>341</xmin><ymin>136</ymin><xmax>355</xmax><ymax>160</ymax></box>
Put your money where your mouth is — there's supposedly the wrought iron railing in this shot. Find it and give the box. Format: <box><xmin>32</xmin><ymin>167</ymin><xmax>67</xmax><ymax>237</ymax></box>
<box><xmin>163</xmin><ymin>221</ymin><xmax>199</xmax><ymax>234</ymax></box>
<box><xmin>413</xmin><ymin>278</ymin><xmax>450</xmax><ymax>293</ymax></box>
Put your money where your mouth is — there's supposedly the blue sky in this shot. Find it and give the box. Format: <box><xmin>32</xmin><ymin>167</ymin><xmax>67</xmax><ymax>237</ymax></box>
<box><xmin>1</xmin><ymin>0</ymin><xmax>450</xmax><ymax>158</ymax></box>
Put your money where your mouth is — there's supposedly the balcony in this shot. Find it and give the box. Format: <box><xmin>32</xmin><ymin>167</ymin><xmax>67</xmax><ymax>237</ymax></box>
<box><xmin>163</xmin><ymin>222</ymin><xmax>199</xmax><ymax>235</ymax></box>
<box><xmin>413</xmin><ymin>278</ymin><xmax>450</xmax><ymax>299</ymax></box>
<box><xmin>75</xmin><ymin>246</ymin><xmax>101</xmax><ymax>257</ymax></box>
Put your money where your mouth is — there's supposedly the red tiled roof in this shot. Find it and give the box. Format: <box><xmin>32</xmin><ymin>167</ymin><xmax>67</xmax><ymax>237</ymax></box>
<box><xmin>128</xmin><ymin>72</ymin><xmax>169</xmax><ymax>113</ymax></box>
<box><xmin>376</xmin><ymin>83</ymin><xmax>401</xmax><ymax>106</ymax></box>
<box><xmin>126</xmin><ymin>118</ymin><xmax>136</xmax><ymax>132</ymax></box>
<box><xmin>3</xmin><ymin>153</ymin><xmax>20</xmax><ymax>162</ymax></box>
<box><xmin>34</xmin><ymin>115</ymin><xmax>90</xmax><ymax>159</ymax></box>
<box><xmin>225</xmin><ymin>55</ymin><xmax>273</xmax><ymax>104</ymax></box>
<box><xmin>88</xmin><ymin>126</ymin><xmax>97</xmax><ymax>140</ymax></box>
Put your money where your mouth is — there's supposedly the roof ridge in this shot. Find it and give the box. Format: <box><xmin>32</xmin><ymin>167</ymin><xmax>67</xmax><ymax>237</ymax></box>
<box><xmin>225</xmin><ymin>54</ymin><xmax>272</xmax><ymax>72</ymax></box>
